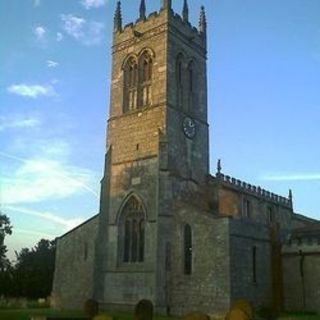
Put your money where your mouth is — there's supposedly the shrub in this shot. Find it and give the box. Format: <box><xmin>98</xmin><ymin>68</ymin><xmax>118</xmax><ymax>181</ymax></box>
<box><xmin>256</xmin><ymin>306</ymin><xmax>277</xmax><ymax>320</ymax></box>
<box><xmin>225</xmin><ymin>300</ymin><xmax>254</xmax><ymax>320</ymax></box>
<box><xmin>93</xmin><ymin>314</ymin><xmax>113</xmax><ymax>320</ymax></box>
<box><xmin>183</xmin><ymin>312</ymin><xmax>210</xmax><ymax>320</ymax></box>
<box><xmin>134</xmin><ymin>299</ymin><xmax>154</xmax><ymax>320</ymax></box>
<box><xmin>225</xmin><ymin>309</ymin><xmax>250</xmax><ymax>320</ymax></box>
<box><xmin>230</xmin><ymin>300</ymin><xmax>253</xmax><ymax>319</ymax></box>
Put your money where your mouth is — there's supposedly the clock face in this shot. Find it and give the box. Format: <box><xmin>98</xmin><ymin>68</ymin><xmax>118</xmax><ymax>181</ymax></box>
<box><xmin>182</xmin><ymin>117</ymin><xmax>196</xmax><ymax>139</ymax></box>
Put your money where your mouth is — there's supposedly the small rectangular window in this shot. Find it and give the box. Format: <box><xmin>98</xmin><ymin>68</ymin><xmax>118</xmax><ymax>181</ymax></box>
<box><xmin>267</xmin><ymin>207</ymin><xmax>274</xmax><ymax>223</ymax></box>
<box><xmin>252</xmin><ymin>246</ymin><xmax>257</xmax><ymax>284</ymax></box>
<box><xmin>84</xmin><ymin>242</ymin><xmax>88</xmax><ymax>261</ymax></box>
<box><xmin>165</xmin><ymin>242</ymin><xmax>171</xmax><ymax>271</ymax></box>
<box><xmin>184</xmin><ymin>224</ymin><xmax>192</xmax><ymax>275</ymax></box>
<box><xmin>243</xmin><ymin>199</ymin><xmax>251</xmax><ymax>218</ymax></box>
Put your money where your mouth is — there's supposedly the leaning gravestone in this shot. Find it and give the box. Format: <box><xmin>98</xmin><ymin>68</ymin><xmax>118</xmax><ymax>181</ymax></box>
<box><xmin>84</xmin><ymin>299</ymin><xmax>99</xmax><ymax>319</ymax></box>
<box><xmin>134</xmin><ymin>299</ymin><xmax>154</xmax><ymax>320</ymax></box>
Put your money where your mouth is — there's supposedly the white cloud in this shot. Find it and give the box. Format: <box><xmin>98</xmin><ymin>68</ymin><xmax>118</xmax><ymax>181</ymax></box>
<box><xmin>56</xmin><ymin>32</ymin><xmax>63</xmax><ymax>42</ymax></box>
<box><xmin>60</xmin><ymin>14</ymin><xmax>104</xmax><ymax>46</ymax></box>
<box><xmin>4</xmin><ymin>206</ymin><xmax>85</xmax><ymax>231</ymax></box>
<box><xmin>0</xmin><ymin>115</ymin><xmax>41</xmax><ymax>132</ymax></box>
<box><xmin>33</xmin><ymin>25</ymin><xmax>46</xmax><ymax>40</ymax></box>
<box><xmin>85</xmin><ymin>22</ymin><xmax>104</xmax><ymax>46</ymax></box>
<box><xmin>61</xmin><ymin>14</ymin><xmax>85</xmax><ymax>39</ymax></box>
<box><xmin>47</xmin><ymin>60</ymin><xmax>59</xmax><ymax>68</ymax></box>
<box><xmin>81</xmin><ymin>0</ymin><xmax>106</xmax><ymax>9</ymax></box>
<box><xmin>7</xmin><ymin>84</ymin><xmax>56</xmax><ymax>99</ymax></box>
<box><xmin>261</xmin><ymin>173</ymin><xmax>320</xmax><ymax>181</ymax></box>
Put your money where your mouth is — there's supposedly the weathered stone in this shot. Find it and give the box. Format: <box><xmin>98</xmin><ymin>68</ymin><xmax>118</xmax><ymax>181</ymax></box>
<box><xmin>51</xmin><ymin>1</ymin><xmax>320</xmax><ymax>317</ymax></box>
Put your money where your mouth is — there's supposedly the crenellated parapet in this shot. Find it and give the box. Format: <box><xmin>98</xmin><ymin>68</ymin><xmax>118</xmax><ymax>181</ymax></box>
<box><xmin>170</xmin><ymin>12</ymin><xmax>205</xmax><ymax>40</ymax></box>
<box><xmin>112</xmin><ymin>0</ymin><xmax>206</xmax><ymax>52</ymax></box>
<box><xmin>214</xmin><ymin>172</ymin><xmax>292</xmax><ymax>208</ymax></box>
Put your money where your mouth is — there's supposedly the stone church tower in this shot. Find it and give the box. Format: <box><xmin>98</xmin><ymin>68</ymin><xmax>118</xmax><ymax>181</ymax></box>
<box><xmin>53</xmin><ymin>0</ymin><xmax>320</xmax><ymax>316</ymax></box>
<box><xmin>95</xmin><ymin>0</ymin><xmax>209</xmax><ymax>313</ymax></box>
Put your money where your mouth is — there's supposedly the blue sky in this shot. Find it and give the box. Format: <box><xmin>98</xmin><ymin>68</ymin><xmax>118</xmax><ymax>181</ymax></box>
<box><xmin>1</xmin><ymin>0</ymin><xmax>320</xmax><ymax>260</ymax></box>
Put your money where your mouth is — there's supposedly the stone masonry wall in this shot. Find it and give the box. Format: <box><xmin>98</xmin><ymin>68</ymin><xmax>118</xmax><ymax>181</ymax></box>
<box><xmin>166</xmin><ymin>11</ymin><xmax>209</xmax><ymax>184</ymax></box>
<box><xmin>229</xmin><ymin>220</ymin><xmax>272</xmax><ymax>308</ymax></box>
<box><xmin>100</xmin><ymin>158</ymin><xmax>159</xmax><ymax>308</ymax></box>
<box><xmin>52</xmin><ymin>215</ymin><xmax>99</xmax><ymax>309</ymax></box>
<box><xmin>217</xmin><ymin>178</ymin><xmax>292</xmax><ymax>230</ymax></box>
<box><xmin>282</xmin><ymin>241</ymin><xmax>320</xmax><ymax>312</ymax></box>
<box><xmin>170</xmin><ymin>208</ymin><xmax>231</xmax><ymax>316</ymax></box>
<box><xmin>98</xmin><ymin>8</ymin><xmax>169</xmax><ymax>311</ymax></box>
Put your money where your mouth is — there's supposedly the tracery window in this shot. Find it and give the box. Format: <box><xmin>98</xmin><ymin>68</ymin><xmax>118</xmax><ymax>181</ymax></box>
<box><xmin>120</xmin><ymin>195</ymin><xmax>145</xmax><ymax>263</ymax></box>
<box><xmin>138</xmin><ymin>52</ymin><xmax>153</xmax><ymax>107</ymax></box>
<box><xmin>184</xmin><ymin>224</ymin><xmax>192</xmax><ymax>275</ymax></box>
<box><xmin>123</xmin><ymin>57</ymin><xmax>138</xmax><ymax>112</ymax></box>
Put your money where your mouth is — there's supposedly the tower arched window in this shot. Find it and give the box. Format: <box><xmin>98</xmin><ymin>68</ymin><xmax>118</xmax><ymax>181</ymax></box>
<box><xmin>138</xmin><ymin>52</ymin><xmax>153</xmax><ymax>107</ymax></box>
<box><xmin>176</xmin><ymin>54</ymin><xmax>184</xmax><ymax>109</ymax></box>
<box><xmin>120</xmin><ymin>195</ymin><xmax>145</xmax><ymax>263</ymax></box>
<box><xmin>187</xmin><ymin>61</ymin><xmax>195</xmax><ymax>111</ymax></box>
<box><xmin>123</xmin><ymin>57</ymin><xmax>138</xmax><ymax>112</ymax></box>
<box><xmin>184</xmin><ymin>224</ymin><xmax>192</xmax><ymax>275</ymax></box>
<box><xmin>188</xmin><ymin>61</ymin><xmax>193</xmax><ymax>93</ymax></box>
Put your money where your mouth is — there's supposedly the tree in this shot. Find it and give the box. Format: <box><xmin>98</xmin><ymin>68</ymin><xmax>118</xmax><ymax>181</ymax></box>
<box><xmin>0</xmin><ymin>212</ymin><xmax>13</xmax><ymax>296</ymax></box>
<box><xmin>0</xmin><ymin>212</ymin><xmax>12</xmax><ymax>271</ymax></box>
<box><xmin>14</xmin><ymin>239</ymin><xmax>56</xmax><ymax>298</ymax></box>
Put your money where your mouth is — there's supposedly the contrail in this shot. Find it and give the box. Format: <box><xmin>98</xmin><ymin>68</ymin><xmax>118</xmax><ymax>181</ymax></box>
<box><xmin>4</xmin><ymin>205</ymin><xmax>85</xmax><ymax>231</ymax></box>
<box><xmin>14</xmin><ymin>228</ymin><xmax>56</xmax><ymax>238</ymax></box>
<box><xmin>261</xmin><ymin>173</ymin><xmax>320</xmax><ymax>181</ymax></box>
<box><xmin>0</xmin><ymin>151</ymin><xmax>99</xmax><ymax>198</ymax></box>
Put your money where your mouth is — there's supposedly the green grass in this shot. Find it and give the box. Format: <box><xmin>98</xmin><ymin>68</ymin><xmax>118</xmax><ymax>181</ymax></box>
<box><xmin>278</xmin><ymin>313</ymin><xmax>320</xmax><ymax>320</ymax></box>
<box><xmin>0</xmin><ymin>309</ymin><xmax>318</xmax><ymax>320</ymax></box>
<box><xmin>0</xmin><ymin>308</ymin><xmax>85</xmax><ymax>320</ymax></box>
<box><xmin>0</xmin><ymin>309</ymin><xmax>179</xmax><ymax>320</ymax></box>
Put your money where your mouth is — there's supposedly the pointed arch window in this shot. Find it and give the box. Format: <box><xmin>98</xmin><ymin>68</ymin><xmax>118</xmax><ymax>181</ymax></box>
<box><xmin>138</xmin><ymin>52</ymin><xmax>153</xmax><ymax>107</ymax></box>
<box><xmin>120</xmin><ymin>196</ymin><xmax>145</xmax><ymax>263</ymax></box>
<box><xmin>184</xmin><ymin>224</ymin><xmax>192</xmax><ymax>275</ymax></box>
<box><xmin>123</xmin><ymin>57</ymin><xmax>138</xmax><ymax>112</ymax></box>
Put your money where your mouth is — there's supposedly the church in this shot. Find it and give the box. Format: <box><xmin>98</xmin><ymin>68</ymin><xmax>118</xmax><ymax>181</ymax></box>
<box><xmin>52</xmin><ymin>0</ymin><xmax>320</xmax><ymax>315</ymax></box>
